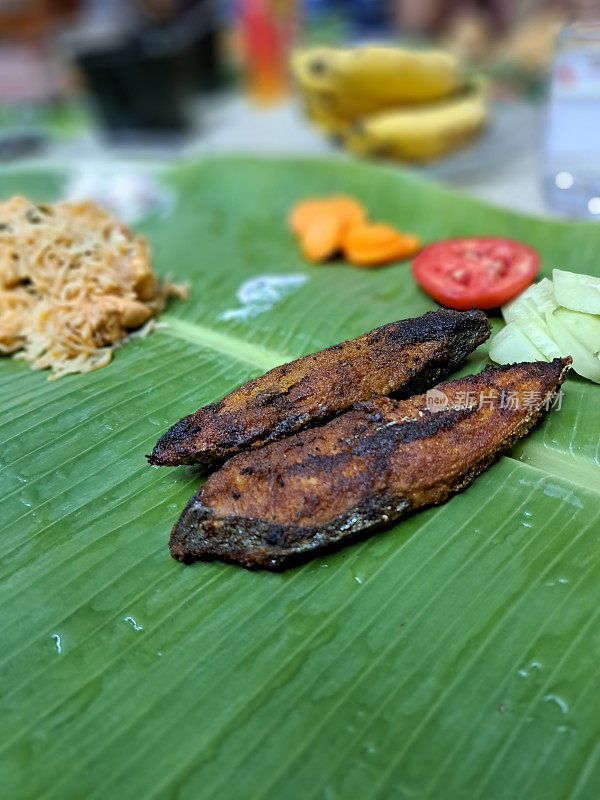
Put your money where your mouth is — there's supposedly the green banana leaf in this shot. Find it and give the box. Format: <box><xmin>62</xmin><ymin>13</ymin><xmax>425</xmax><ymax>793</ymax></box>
<box><xmin>1</xmin><ymin>156</ymin><xmax>599</xmax><ymax>800</ymax></box>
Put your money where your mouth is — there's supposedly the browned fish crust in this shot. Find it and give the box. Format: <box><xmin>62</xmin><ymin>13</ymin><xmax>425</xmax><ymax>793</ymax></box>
<box><xmin>149</xmin><ymin>308</ymin><xmax>490</xmax><ymax>466</ymax></box>
<box><xmin>170</xmin><ymin>358</ymin><xmax>571</xmax><ymax>570</ymax></box>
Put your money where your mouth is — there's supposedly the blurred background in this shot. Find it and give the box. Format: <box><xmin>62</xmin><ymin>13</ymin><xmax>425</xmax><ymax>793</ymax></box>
<box><xmin>0</xmin><ymin>0</ymin><xmax>599</xmax><ymax>219</ymax></box>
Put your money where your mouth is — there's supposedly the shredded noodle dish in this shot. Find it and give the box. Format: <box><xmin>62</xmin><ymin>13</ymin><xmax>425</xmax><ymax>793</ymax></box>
<box><xmin>0</xmin><ymin>196</ymin><xmax>186</xmax><ymax>378</ymax></box>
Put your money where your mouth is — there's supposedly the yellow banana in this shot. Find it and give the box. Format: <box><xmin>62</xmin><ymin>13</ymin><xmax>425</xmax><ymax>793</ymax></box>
<box><xmin>291</xmin><ymin>49</ymin><xmax>386</xmax><ymax>120</ymax></box>
<box><xmin>290</xmin><ymin>48</ymin><xmax>340</xmax><ymax>95</ymax></box>
<box><xmin>303</xmin><ymin>98</ymin><xmax>349</xmax><ymax>138</ymax></box>
<box><xmin>344</xmin><ymin>84</ymin><xmax>487</xmax><ymax>162</ymax></box>
<box><xmin>291</xmin><ymin>45</ymin><xmax>464</xmax><ymax>113</ymax></box>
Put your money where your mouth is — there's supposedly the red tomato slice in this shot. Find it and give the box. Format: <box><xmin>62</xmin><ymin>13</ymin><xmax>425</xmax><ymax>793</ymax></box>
<box><xmin>411</xmin><ymin>236</ymin><xmax>540</xmax><ymax>310</ymax></box>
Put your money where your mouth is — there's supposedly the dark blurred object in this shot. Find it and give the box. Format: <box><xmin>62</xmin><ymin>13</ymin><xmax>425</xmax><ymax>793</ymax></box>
<box><xmin>0</xmin><ymin>129</ymin><xmax>45</xmax><ymax>159</ymax></box>
<box><xmin>74</xmin><ymin>35</ymin><xmax>194</xmax><ymax>138</ymax></box>
<box><xmin>301</xmin><ymin>0</ymin><xmax>390</xmax><ymax>40</ymax></box>
<box><xmin>140</xmin><ymin>0</ymin><xmax>225</xmax><ymax>92</ymax></box>
<box><xmin>192</xmin><ymin>22</ymin><xmax>222</xmax><ymax>92</ymax></box>
<box><xmin>66</xmin><ymin>0</ymin><xmax>222</xmax><ymax>140</ymax></box>
<box><xmin>337</xmin><ymin>0</ymin><xmax>391</xmax><ymax>37</ymax></box>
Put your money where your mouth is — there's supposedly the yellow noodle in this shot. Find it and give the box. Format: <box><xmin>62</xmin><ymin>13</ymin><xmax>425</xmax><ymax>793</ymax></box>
<box><xmin>0</xmin><ymin>196</ymin><xmax>187</xmax><ymax>378</ymax></box>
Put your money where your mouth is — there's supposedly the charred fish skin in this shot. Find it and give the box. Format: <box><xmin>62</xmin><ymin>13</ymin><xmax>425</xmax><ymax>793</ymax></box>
<box><xmin>148</xmin><ymin>308</ymin><xmax>490</xmax><ymax>467</ymax></box>
<box><xmin>170</xmin><ymin>358</ymin><xmax>571</xmax><ymax>570</ymax></box>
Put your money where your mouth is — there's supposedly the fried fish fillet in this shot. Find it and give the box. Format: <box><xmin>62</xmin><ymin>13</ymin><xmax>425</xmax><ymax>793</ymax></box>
<box><xmin>149</xmin><ymin>308</ymin><xmax>490</xmax><ymax>466</ymax></box>
<box><xmin>170</xmin><ymin>358</ymin><xmax>571</xmax><ymax>570</ymax></box>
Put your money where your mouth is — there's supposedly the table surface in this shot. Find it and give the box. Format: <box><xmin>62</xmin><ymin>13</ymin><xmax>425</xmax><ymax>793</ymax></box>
<box><xmin>17</xmin><ymin>93</ymin><xmax>560</xmax><ymax>220</ymax></box>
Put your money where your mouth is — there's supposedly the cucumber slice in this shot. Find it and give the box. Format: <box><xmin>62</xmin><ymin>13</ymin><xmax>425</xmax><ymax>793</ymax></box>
<box><xmin>489</xmin><ymin>321</ymin><xmax>547</xmax><ymax>364</ymax></box>
<box><xmin>553</xmin><ymin>269</ymin><xmax>600</xmax><ymax>314</ymax></box>
<box><xmin>507</xmin><ymin>303</ymin><xmax>564</xmax><ymax>360</ymax></box>
<box><xmin>503</xmin><ymin>278</ymin><xmax>556</xmax><ymax>324</ymax></box>
<box><xmin>526</xmin><ymin>278</ymin><xmax>557</xmax><ymax>314</ymax></box>
<box><xmin>545</xmin><ymin>308</ymin><xmax>600</xmax><ymax>382</ymax></box>
<box><xmin>553</xmin><ymin>307</ymin><xmax>600</xmax><ymax>356</ymax></box>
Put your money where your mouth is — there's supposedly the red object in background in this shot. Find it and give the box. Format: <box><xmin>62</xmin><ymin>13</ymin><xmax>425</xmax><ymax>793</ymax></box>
<box><xmin>240</xmin><ymin>0</ymin><xmax>297</xmax><ymax>104</ymax></box>
<box><xmin>411</xmin><ymin>236</ymin><xmax>540</xmax><ymax>310</ymax></box>
<box><xmin>0</xmin><ymin>0</ymin><xmax>80</xmax><ymax>103</ymax></box>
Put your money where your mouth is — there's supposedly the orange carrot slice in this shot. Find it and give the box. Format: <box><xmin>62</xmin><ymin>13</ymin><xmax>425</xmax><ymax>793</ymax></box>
<box><xmin>288</xmin><ymin>195</ymin><xmax>366</xmax><ymax>236</ymax></box>
<box><xmin>289</xmin><ymin>196</ymin><xmax>418</xmax><ymax>267</ymax></box>
<box><xmin>394</xmin><ymin>234</ymin><xmax>422</xmax><ymax>260</ymax></box>
<box><xmin>343</xmin><ymin>223</ymin><xmax>421</xmax><ymax>267</ymax></box>
<box><xmin>300</xmin><ymin>214</ymin><xmax>343</xmax><ymax>262</ymax></box>
<box><xmin>325</xmin><ymin>196</ymin><xmax>366</xmax><ymax>233</ymax></box>
<box><xmin>288</xmin><ymin>199</ymin><xmax>330</xmax><ymax>235</ymax></box>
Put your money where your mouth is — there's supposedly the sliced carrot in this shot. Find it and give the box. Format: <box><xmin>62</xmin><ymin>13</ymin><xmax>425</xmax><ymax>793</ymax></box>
<box><xmin>325</xmin><ymin>196</ymin><xmax>366</xmax><ymax>233</ymax></box>
<box><xmin>395</xmin><ymin>234</ymin><xmax>422</xmax><ymax>259</ymax></box>
<box><xmin>343</xmin><ymin>223</ymin><xmax>421</xmax><ymax>267</ymax></box>
<box><xmin>300</xmin><ymin>213</ymin><xmax>343</xmax><ymax>262</ymax></box>
<box><xmin>288</xmin><ymin>194</ymin><xmax>366</xmax><ymax>236</ymax></box>
<box><xmin>289</xmin><ymin>196</ymin><xmax>418</xmax><ymax>267</ymax></box>
<box><xmin>288</xmin><ymin>198</ymin><xmax>330</xmax><ymax>235</ymax></box>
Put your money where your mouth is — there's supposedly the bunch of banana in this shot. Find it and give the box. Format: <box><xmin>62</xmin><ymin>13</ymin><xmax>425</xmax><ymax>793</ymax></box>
<box><xmin>291</xmin><ymin>45</ymin><xmax>488</xmax><ymax>162</ymax></box>
<box><xmin>345</xmin><ymin>81</ymin><xmax>487</xmax><ymax>161</ymax></box>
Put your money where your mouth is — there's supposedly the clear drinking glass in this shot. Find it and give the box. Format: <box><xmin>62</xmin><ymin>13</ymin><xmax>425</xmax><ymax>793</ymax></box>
<box><xmin>543</xmin><ymin>21</ymin><xmax>600</xmax><ymax>218</ymax></box>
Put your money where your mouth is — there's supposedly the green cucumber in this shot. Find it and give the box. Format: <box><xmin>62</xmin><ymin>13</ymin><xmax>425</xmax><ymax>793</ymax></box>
<box><xmin>502</xmin><ymin>278</ymin><xmax>556</xmax><ymax>324</ymax></box>
<box><xmin>553</xmin><ymin>307</ymin><xmax>600</xmax><ymax>357</ymax></box>
<box><xmin>545</xmin><ymin>308</ymin><xmax>600</xmax><ymax>382</ymax></box>
<box><xmin>489</xmin><ymin>321</ymin><xmax>546</xmax><ymax>364</ymax></box>
<box><xmin>553</xmin><ymin>268</ymin><xmax>600</xmax><ymax>314</ymax></box>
